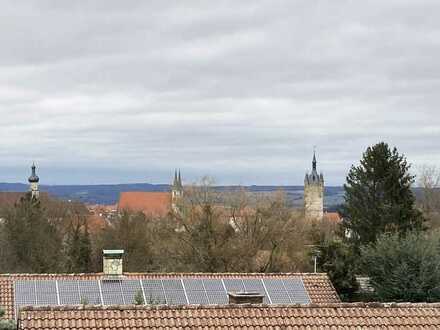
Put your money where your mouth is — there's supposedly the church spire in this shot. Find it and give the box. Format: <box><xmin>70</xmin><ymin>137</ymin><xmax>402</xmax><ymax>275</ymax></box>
<box><xmin>171</xmin><ymin>169</ymin><xmax>183</xmax><ymax>212</ymax></box>
<box><xmin>312</xmin><ymin>150</ymin><xmax>317</xmax><ymax>171</ymax></box>
<box><xmin>173</xmin><ymin>169</ymin><xmax>178</xmax><ymax>186</ymax></box>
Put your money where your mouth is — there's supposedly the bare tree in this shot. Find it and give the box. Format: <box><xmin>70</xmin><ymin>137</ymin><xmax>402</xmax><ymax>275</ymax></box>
<box><xmin>417</xmin><ymin>165</ymin><xmax>440</xmax><ymax>228</ymax></box>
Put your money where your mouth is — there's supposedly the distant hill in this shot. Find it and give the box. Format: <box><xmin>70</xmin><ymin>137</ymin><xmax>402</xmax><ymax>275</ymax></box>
<box><xmin>0</xmin><ymin>182</ymin><xmax>345</xmax><ymax>209</ymax></box>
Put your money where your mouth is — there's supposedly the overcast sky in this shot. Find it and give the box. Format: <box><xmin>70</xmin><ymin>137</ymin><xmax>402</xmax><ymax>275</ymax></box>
<box><xmin>0</xmin><ymin>1</ymin><xmax>439</xmax><ymax>185</ymax></box>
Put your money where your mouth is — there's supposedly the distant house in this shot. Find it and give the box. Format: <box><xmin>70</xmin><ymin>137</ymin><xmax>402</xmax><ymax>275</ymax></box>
<box><xmin>323</xmin><ymin>211</ymin><xmax>342</xmax><ymax>223</ymax></box>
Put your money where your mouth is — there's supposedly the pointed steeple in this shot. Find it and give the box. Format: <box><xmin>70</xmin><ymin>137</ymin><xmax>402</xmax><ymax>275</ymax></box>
<box><xmin>173</xmin><ymin>169</ymin><xmax>178</xmax><ymax>187</ymax></box>
<box><xmin>171</xmin><ymin>169</ymin><xmax>183</xmax><ymax>212</ymax></box>
<box><xmin>312</xmin><ymin>151</ymin><xmax>317</xmax><ymax>171</ymax></box>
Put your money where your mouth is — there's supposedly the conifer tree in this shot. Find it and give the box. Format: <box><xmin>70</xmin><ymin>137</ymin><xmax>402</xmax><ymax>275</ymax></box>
<box><xmin>361</xmin><ymin>231</ymin><xmax>440</xmax><ymax>302</ymax></box>
<box><xmin>342</xmin><ymin>142</ymin><xmax>425</xmax><ymax>247</ymax></box>
<box><xmin>2</xmin><ymin>193</ymin><xmax>62</xmax><ymax>273</ymax></box>
<box><xmin>65</xmin><ymin>218</ymin><xmax>92</xmax><ymax>273</ymax></box>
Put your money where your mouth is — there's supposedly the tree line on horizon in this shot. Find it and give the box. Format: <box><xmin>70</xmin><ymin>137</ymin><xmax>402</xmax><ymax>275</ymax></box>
<box><xmin>0</xmin><ymin>142</ymin><xmax>439</xmax><ymax>304</ymax></box>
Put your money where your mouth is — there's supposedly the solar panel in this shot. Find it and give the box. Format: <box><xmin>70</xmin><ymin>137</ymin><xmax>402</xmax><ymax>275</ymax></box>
<box><xmin>13</xmin><ymin>276</ymin><xmax>312</xmax><ymax>313</ymax></box>
<box><xmin>262</xmin><ymin>279</ymin><xmax>285</xmax><ymax>291</ymax></box>
<box><xmin>182</xmin><ymin>279</ymin><xmax>204</xmax><ymax>291</ymax></box>
<box><xmin>205</xmin><ymin>290</ymin><xmax>228</xmax><ymax>304</ymax></box>
<box><xmin>282</xmin><ymin>278</ymin><xmax>310</xmax><ymax>304</ymax></box>
<box><xmin>240</xmin><ymin>279</ymin><xmax>269</xmax><ymax>303</ymax></box>
<box><xmin>268</xmin><ymin>290</ymin><xmax>291</xmax><ymax>304</ymax></box>
<box><xmin>202</xmin><ymin>279</ymin><xmax>224</xmax><ymax>291</ymax></box>
<box><xmin>58</xmin><ymin>280</ymin><xmax>80</xmax><ymax>304</ymax></box>
<box><xmin>15</xmin><ymin>281</ymin><xmax>36</xmax><ymax>306</ymax></box>
<box><xmin>35</xmin><ymin>280</ymin><xmax>58</xmax><ymax>305</ymax></box>
<box><xmin>181</xmin><ymin>279</ymin><xmax>207</xmax><ymax>304</ymax></box>
<box><xmin>162</xmin><ymin>279</ymin><xmax>184</xmax><ymax>291</ymax></box>
<box><xmin>242</xmin><ymin>279</ymin><xmax>265</xmax><ymax>292</ymax></box>
<box><xmin>160</xmin><ymin>280</ymin><xmax>186</xmax><ymax>304</ymax></box>
<box><xmin>164</xmin><ymin>289</ymin><xmax>187</xmax><ymax>305</ymax></box>
<box><xmin>121</xmin><ymin>280</ymin><xmax>143</xmax><ymax>304</ymax></box>
<box><xmin>143</xmin><ymin>290</ymin><xmax>166</xmax><ymax>304</ymax></box>
<box><xmin>186</xmin><ymin>290</ymin><xmax>209</xmax><ymax>304</ymax></box>
<box><xmin>263</xmin><ymin>279</ymin><xmax>291</xmax><ymax>304</ymax></box>
<box><xmin>101</xmin><ymin>280</ymin><xmax>124</xmax><ymax>304</ymax></box>
<box><xmin>223</xmin><ymin>279</ymin><xmax>244</xmax><ymax>292</ymax></box>
<box><xmin>36</xmin><ymin>293</ymin><xmax>58</xmax><ymax>305</ymax></box>
<box><xmin>142</xmin><ymin>279</ymin><xmax>163</xmax><ymax>290</ymax></box>
<box><xmin>78</xmin><ymin>280</ymin><xmax>102</xmax><ymax>304</ymax></box>
<box><xmin>141</xmin><ymin>280</ymin><xmax>166</xmax><ymax>304</ymax></box>
<box><xmin>162</xmin><ymin>279</ymin><xmax>187</xmax><ymax>305</ymax></box>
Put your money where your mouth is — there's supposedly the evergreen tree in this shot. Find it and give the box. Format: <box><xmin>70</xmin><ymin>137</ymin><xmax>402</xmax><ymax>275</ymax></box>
<box><xmin>361</xmin><ymin>231</ymin><xmax>440</xmax><ymax>302</ymax></box>
<box><xmin>316</xmin><ymin>239</ymin><xmax>359</xmax><ymax>300</ymax></box>
<box><xmin>65</xmin><ymin>218</ymin><xmax>92</xmax><ymax>273</ymax></box>
<box><xmin>342</xmin><ymin>142</ymin><xmax>425</xmax><ymax>247</ymax></box>
<box><xmin>2</xmin><ymin>193</ymin><xmax>62</xmax><ymax>273</ymax></box>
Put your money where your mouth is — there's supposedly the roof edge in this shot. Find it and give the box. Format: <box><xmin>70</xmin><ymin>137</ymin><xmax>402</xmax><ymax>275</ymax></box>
<box><xmin>18</xmin><ymin>302</ymin><xmax>440</xmax><ymax>313</ymax></box>
<box><xmin>0</xmin><ymin>272</ymin><xmax>330</xmax><ymax>278</ymax></box>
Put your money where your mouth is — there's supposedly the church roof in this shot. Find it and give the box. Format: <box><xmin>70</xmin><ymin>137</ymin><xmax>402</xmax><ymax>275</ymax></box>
<box><xmin>305</xmin><ymin>151</ymin><xmax>324</xmax><ymax>185</ymax></box>
<box><xmin>117</xmin><ymin>192</ymin><xmax>171</xmax><ymax>217</ymax></box>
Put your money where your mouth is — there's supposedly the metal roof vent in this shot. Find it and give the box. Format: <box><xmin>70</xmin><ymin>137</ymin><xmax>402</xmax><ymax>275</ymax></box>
<box><xmin>228</xmin><ymin>291</ymin><xmax>264</xmax><ymax>304</ymax></box>
<box><xmin>103</xmin><ymin>249</ymin><xmax>124</xmax><ymax>277</ymax></box>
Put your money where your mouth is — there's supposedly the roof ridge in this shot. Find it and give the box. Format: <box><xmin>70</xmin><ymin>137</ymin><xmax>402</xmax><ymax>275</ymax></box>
<box><xmin>18</xmin><ymin>302</ymin><xmax>440</xmax><ymax>313</ymax></box>
<box><xmin>0</xmin><ymin>272</ymin><xmax>328</xmax><ymax>278</ymax></box>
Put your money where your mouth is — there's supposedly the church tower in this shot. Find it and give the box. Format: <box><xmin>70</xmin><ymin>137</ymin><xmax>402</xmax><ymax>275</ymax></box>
<box><xmin>28</xmin><ymin>163</ymin><xmax>40</xmax><ymax>200</ymax></box>
<box><xmin>171</xmin><ymin>169</ymin><xmax>183</xmax><ymax>211</ymax></box>
<box><xmin>304</xmin><ymin>151</ymin><xmax>324</xmax><ymax>220</ymax></box>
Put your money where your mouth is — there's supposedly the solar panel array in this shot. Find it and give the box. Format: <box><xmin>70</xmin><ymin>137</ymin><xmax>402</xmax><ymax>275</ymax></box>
<box><xmin>14</xmin><ymin>277</ymin><xmax>310</xmax><ymax>312</ymax></box>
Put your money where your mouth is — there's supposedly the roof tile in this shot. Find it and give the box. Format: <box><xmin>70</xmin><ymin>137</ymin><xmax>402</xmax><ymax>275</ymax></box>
<box><xmin>16</xmin><ymin>303</ymin><xmax>440</xmax><ymax>330</ymax></box>
<box><xmin>118</xmin><ymin>192</ymin><xmax>171</xmax><ymax>216</ymax></box>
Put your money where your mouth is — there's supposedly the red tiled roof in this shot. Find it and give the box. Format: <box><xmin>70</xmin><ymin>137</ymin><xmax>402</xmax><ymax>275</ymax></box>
<box><xmin>0</xmin><ymin>192</ymin><xmax>49</xmax><ymax>209</ymax></box>
<box><xmin>118</xmin><ymin>192</ymin><xmax>171</xmax><ymax>217</ymax></box>
<box><xmin>0</xmin><ymin>278</ymin><xmax>13</xmax><ymax>319</ymax></box>
<box><xmin>85</xmin><ymin>214</ymin><xmax>108</xmax><ymax>233</ymax></box>
<box><xmin>0</xmin><ymin>192</ymin><xmax>24</xmax><ymax>207</ymax></box>
<box><xmin>0</xmin><ymin>273</ymin><xmax>339</xmax><ymax>319</ymax></box>
<box><xmin>17</xmin><ymin>303</ymin><xmax>440</xmax><ymax>330</ymax></box>
<box><xmin>323</xmin><ymin>212</ymin><xmax>342</xmax><ymax>223</ymax></box>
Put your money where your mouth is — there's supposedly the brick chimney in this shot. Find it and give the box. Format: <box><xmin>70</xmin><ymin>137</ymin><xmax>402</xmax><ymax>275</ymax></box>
<box><xmin>228</xmin><ymin>292</ymin><xmax>264</xmax><ymax>304</ymax></box>
<box><xmin>103</xmin><ymin>250</ymin><xmax>124</xmax><ymax>277</ymax></box>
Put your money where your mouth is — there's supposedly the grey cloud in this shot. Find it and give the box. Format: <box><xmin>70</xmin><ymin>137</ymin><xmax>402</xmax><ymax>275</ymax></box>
<box><xmin>0</xmin><ymin>0</ymin><xmax>439</xmax><ymax>185</ymax></box>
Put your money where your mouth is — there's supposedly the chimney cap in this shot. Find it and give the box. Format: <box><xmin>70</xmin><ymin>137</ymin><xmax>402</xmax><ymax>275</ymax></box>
<box><xmin>228</xmin><ymin>291</ymin><xmax>265</xmax><ymax>304</ymax></box>
<box><xmin>228</xmin><ymin>292</ymin><xmax>264</xmax><ymax>298</ymax></box>
<box><xmin>103</xmin><ymin>249</ymin><xmax>124</xmax><ymax>256</ymax></box>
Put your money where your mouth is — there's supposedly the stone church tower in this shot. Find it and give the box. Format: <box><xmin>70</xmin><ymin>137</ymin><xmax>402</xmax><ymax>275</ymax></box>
<box><xmin>28</xmin><ymin>163</ymin><xmax>40</xmax><ymax>199</ymax></box>
<box><xmin>171</xmin><ymin>169</ymin><xmax>183</xmax><ymax>211</ymax></box>
<box><xmin>304</xmin><ymin>152</ymin><xmax>324</xmax><ymax>220</ymax></box>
